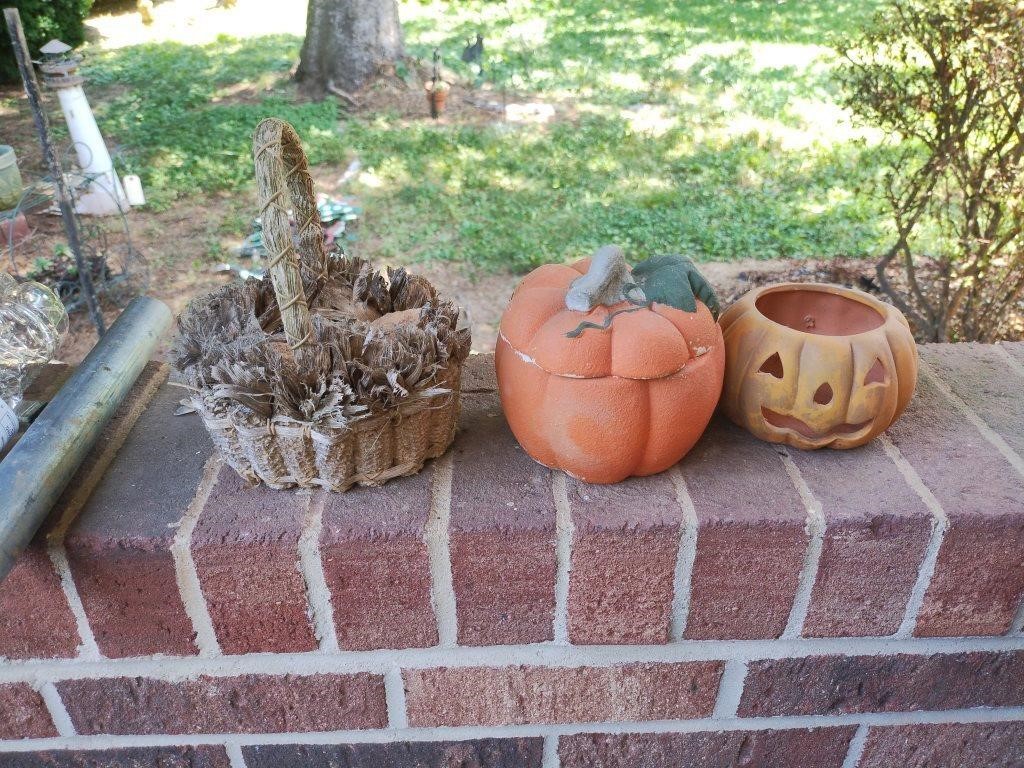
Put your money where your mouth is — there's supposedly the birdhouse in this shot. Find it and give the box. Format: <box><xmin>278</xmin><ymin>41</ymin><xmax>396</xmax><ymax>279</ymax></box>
<box><xmin>38</xmin><ymin>39</ymin><xmax>83</xmax><ymax>88</ymax></box>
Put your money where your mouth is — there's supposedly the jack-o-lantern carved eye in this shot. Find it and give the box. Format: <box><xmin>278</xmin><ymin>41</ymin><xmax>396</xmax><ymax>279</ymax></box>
<box><xmin>759</xmin><ymin>352</ymin><xmax>784</xmax><ymax>378</ymax></box>
<box><xmin>864</xmin><ymin>358</ymin><xmax>888</xmax><ymax>385</ymax></box>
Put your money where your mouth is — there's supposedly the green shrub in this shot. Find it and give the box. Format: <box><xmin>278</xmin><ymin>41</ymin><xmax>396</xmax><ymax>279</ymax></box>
<box><xmin>1</xmin><ymin>0</ymin><xmax>94</xmax><ymax>84</ymax></box>
<box><xmin>838</xmin><ymin>0</ymin><xmax>1024</xmax><ymax>341</ymax></box>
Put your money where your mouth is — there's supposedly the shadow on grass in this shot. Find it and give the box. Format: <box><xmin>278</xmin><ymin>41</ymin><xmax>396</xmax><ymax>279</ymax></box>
<box><xmin>405</xmin><ymin>0</ymin><xmax>884</xmax><ymax>103</ymax></box>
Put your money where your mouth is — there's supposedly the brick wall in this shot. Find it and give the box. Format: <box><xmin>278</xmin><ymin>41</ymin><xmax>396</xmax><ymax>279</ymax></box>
<box><xmin>1</xmin><ymin>345</ymin><xmax>1023</xmax><ymax>767</ymax></box>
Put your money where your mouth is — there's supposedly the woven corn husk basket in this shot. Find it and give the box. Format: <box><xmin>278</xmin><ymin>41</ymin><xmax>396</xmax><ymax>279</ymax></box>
<box><xmin>172</xmin><ymin>118</ymin><xmax>470</xmax><ymax>491</ymax></box>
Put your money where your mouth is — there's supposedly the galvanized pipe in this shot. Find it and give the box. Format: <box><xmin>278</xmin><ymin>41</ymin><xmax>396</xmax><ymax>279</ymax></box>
<box><xmin>0</xmin><ymin>296</ymin><xmax>171</xmax><ymax>581</ymax></box>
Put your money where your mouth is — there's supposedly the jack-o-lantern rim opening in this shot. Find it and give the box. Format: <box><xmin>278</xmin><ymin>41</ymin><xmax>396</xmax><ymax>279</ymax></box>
<box><xmin>751</xmin><ymin>283</ymin><xmax>888</xmax><ymax>338</ymax></box>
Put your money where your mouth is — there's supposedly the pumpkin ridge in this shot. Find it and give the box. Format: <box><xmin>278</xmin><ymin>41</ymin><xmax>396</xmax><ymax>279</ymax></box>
<box><xmin>497</xmin><ymin>330</ymin><xmax>541</xmax><ymax>366</ymax></box>
<box><xmin>531</xmin><ymin>361</ymin><xmax>557</xmax><ymax>464</ymax></box>
<box><xmin>500</xmin><ymin>285</ymin><xmax>575</xmax><ymax>350</ymax></box>
<box><xmin>718</xmin><ymin>299</ymin><xmax>746</xmax><ymax>334</ymax></box>
<box><xmin>609</xmin><ymin>308</ymin><xmax>691</xmax><ymax>379</ymax></box>
<box><xmin>527</xmin><ymin>308</ymin><xmax>614</xmax><ymax>378</ymax></box>
<box><xmin>884</xmin><ymin>318</ymin><xmax>917</xmax><ymax>418</ymax></box>
<box><xmin>733</xmin><ymin>320</ymin><xmax>772</xmax><ymax>415</ymax></box>
<box><xmin>794</xmin><ymin>335</ymin><xmax>813</xmax><ymax>415</ymax></box>
<box><xmin>846</xmin><ymin>336</ymin><xmax>858</xmax><ymax>407</ymax></box>
<box><xmin>633</xmin><ymin>379</ymin><xmax>655</xmax><ymax>476</ymax></box>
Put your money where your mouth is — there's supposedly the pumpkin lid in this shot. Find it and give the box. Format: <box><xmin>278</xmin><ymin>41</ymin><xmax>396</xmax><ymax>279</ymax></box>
<box><xmin>499</xmin><ymin>246</ymin><xmax>722</xmax><ymax>380</ymax></box>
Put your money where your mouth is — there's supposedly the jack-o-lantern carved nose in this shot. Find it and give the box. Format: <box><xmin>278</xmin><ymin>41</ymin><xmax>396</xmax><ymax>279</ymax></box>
<box><xmin>813</xmin><ymin>382</ymin><xmax>833</xmax><ymax>405</ymax></box>
<box><xmin>759</xmin><ymin>353</ymin><xmax>784</xmax><ymax>378</ymax></box>
<box><xmin>864</xmin><ymin>358</ymin><xmax>887</xmax><ymax>385</ymax></box>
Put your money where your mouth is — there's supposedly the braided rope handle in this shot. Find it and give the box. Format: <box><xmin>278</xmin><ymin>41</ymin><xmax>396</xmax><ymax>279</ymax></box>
<box><xmin>252</xmin><ymin>118</ymin><xmax>328</xmax><ymax>363</ymax></box>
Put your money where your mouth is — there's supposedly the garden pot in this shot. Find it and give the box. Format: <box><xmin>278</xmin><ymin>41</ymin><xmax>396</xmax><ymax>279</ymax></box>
<box><xmin>496</xmin><ymin>245</ymin><xmax>725</xmax><ymax>484</ymax></box>
<box><xmin>0</xmin><ymin>146</ymin><xmax>24</xmax><ymax>212</ymax></box>
<box><xmin>426</xmin><ymin>84</ymin><xmax>448</xmax><ymax>118</ymax></box>
<box><xmin>719</xmin><ymin>282</ymin><xmax>917</xmax><ymax>450</ymax></box>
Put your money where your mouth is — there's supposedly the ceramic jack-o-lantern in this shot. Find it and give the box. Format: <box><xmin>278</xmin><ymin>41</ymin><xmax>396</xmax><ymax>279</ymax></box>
<box><xmin>719</xmin><ymin>282</ymin><xmax>917</xmax><ymax>450</ymax></box>
<box><xmin>496</xmin><ymin>245</ymin><xmax>725</xmax><ymax>484</ymax></box>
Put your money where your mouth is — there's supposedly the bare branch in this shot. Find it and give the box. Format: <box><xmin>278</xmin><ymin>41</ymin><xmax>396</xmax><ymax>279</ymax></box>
<box><xmin>840</xmin><ymin>0</ymin><xmax>1024</xmax><ymax>340</ymax></box>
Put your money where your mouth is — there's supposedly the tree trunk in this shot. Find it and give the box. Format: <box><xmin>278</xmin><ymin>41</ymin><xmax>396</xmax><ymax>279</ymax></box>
<box><xmin>296</xmin><ymin>0</ymin><xmax>404</xmax><ymax>99</ymax></box>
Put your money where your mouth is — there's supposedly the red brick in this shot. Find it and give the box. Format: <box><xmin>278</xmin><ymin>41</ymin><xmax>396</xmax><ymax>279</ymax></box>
<box><xmin>0</xmin><ymin>683</ymin><xmax>57</xmax><ymax>739</ymax></box>
<box><xmin>1</xmin><ymin>364</ymin><xmax>167</xmax><ymax>661</ymax></box>
<box><xmin>403</xmin><ymin>662</ymin><xmax>723</xmax><ymax>726</ymax></box>
<box><xmin>567</xmin><ymin>473</ymin><xmax>683</xmax><ymax>644</ymax></box>
<box><xmin>449</xmin><ymin>393</ymin><xmax>557</xmax><ymax>645</ymax></box>
<box><xmin>679</xmin><ymin>418</ymin><xmax>807</xmax><ymax>639</ymax></box>
<box><xmin>191</xmin><ymin>465</ymin><xmax>316</xmax><ymax>654</ymax></box>
<box><xmin>48</xmin><ymin>361</ymin><xmax>170</xmax><ymax>521</ymax></box>
<box><xmin>559</xmin><ymin>728</ymin><xmax>856</xmax><ymax>768</ymax></box>
<box><xmin>0</xmin><ymin>746</ymin><xmax>231</xmax><ymax>767</ymax></box>
<box><xmin>860</xmin><ymin>721</ymin><xmax>1024</xmax><ymax>767</ymax></box>
<box><xmin>1001</xmin><ymin>341</ymin><xmax>1024</xmax><ymax>369</ymax></box>
<box><xmin>787</xmin><ymin>442</ymin><xmax>931</xmax><ymax>637</ymax></box>
<box><xmin>65</xmin><ymin>384</ymin><xmax>212</xmax><ymax>657</ymax></box>
<box><xmin>320</xmin><ymin>468</ymin><xmax>437</xmax><ymax>650</ymax></box>
<box><xmin>887</xmin><ymin>373</ymin><xmax>1024</xmax><ymax>636</ymax></box>
<box><xmin>919</xmin><ymin>518</ymin><xmax>1024</xmax><ymax>638</ymax></box>
<box><xmin>243</xmin><ymin>739</ymin><xmax>543</xmax><ymax>768</ymax></box>
<box><xmin>67</xmin><ymin>547</ymin><xmax>195</xmax><ymax>660</ymax></box>
<box><xmin>57</xmin><ymin>673</ymin><xmax>386</xmax><ymax>735</ymax></box>
<box><xmin>0</xmin><ymin>545</ymin><xmax>79</xmax><ymax>659</ymax></box>
<box><xmin>921</xmin><ymin>343</ymin><xmax>1024</xmax><ymax>457</ymax></box>
<box><xmin>739</xmin><ymin>651</ymin><xmax>1024</xmax><ymax>716</ymax></box>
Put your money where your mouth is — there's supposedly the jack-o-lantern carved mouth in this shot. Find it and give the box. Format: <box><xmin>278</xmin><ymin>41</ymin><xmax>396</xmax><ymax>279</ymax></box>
<box><xmin>761</xmin><ymin>407</ymin><xmax>872</xmax><ymax>440</ymax></box>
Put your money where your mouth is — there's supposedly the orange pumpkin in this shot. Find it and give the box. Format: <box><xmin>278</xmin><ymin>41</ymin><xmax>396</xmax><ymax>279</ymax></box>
<box><xmin>496</xmin><ymin>245</ymin><xmax>725</xmax><ymax>484</ymax></box>
<box><xmin>719</xmin><ymin>282</ymin><xmax>917</xmax><ymax>450</ymax></box>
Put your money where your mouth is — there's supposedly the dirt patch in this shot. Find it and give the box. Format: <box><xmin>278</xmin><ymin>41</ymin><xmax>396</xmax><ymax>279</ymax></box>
<box><xmin>1</xmin><ymin>162</ymin><xmax>803</xmax><ymax>364</ymax></box>
<box><xmin>6</xmin><ymin>194</ymin><xmax>246</xmax><ymax>364</ymax></box>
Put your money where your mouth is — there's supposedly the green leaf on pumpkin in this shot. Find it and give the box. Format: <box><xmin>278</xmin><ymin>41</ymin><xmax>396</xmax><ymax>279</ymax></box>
<box><xmin>630</xmin><ymin>254</ymin><xmax>721</xmax><ymax>319</ymax></box>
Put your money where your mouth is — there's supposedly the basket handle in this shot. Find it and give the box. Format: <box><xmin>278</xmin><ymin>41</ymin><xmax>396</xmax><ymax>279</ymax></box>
<box><xmin>252</xmin><ymin>118</ymin><xmax>327</xmax><ymax>362</ymax></box>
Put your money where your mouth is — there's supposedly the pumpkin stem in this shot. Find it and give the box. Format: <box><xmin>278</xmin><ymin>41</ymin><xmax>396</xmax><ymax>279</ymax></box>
<box><xmin>565</xmin><ymin>245</ymin><xmax>646</xmax><ymax>312</ymax></box>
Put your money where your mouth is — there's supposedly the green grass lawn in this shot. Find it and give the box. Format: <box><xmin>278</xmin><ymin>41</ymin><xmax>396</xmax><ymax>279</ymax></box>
<box><xmin>84</xmin><ymin>0</ymin><xmax>892</xmax><ymax>272</ymax></box>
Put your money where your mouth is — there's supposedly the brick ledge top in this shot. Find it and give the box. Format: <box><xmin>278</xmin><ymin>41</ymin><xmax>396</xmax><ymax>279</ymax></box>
<box><xmin>2</xmin><ymin>341</ymin><xmax>1022</xmax><ymax>661</ymax></box>
<box><xmin>49</xmin><ymin>340</ymin><xmax>1024</xmax><ymax>570</ymax></box>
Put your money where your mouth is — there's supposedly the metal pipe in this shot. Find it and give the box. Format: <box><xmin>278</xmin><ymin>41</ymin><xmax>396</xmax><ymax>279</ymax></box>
<box><xmin>0</xmin><ymin>296</ymin><xmax>171</xmax><ymax>581</ymax></box>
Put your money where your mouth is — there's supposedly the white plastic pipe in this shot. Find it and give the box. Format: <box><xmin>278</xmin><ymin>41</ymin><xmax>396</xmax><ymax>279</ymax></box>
<box><xmin>122</xmin><ymin>174</ymin><xmax>145</xmax><ymax>206</ymax></box>
<box><xmin>54</xmin><ymin>85</ymin><xmax>128</xmax><ymax>216</ymax></box>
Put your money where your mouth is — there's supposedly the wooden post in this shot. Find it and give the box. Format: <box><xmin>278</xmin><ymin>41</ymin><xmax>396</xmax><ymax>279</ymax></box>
<box><xmin>3</xmin><ymin>7</ymin><xmax>106</xmax><ymax>335</ymax></box>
